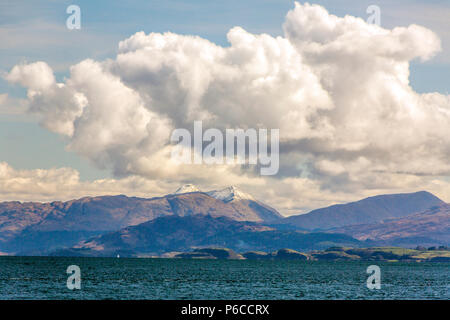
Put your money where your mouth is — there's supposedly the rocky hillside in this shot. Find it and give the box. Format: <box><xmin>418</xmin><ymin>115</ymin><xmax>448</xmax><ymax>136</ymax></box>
<box><xmin>280</xmin><ymin>191</ymin><xmax>444</xmax><ymax>230</ymax></box>
<box><xmin>51</xmin><ymin>215</ymin><xmax>362</xmax><ymax>257</ymax></box>
<box><xmin>330</xmin><ymin>204</ymin><xmax>450</xmax><ymax>246</ymax></box>
<box><xmin>1</xmin><ymin>189</ymin><xmax>448</xmax><ymax>255</ymax></box>
<box><xmin>0</xmin><ymin>186</ymin><xmax>282</xmax><ymax>254</ymax></box>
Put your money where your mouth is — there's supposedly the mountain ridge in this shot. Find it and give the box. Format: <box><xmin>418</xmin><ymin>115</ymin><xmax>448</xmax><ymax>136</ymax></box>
<box><xmin>280</xmin><ymin>191</ymin><xmax>445</xmax><ymax>230</ymax></box>
<box><xmin>329</xmin><ymin>203</ymin><xmax>450</xmax><ymax>246</ymax></box>
<box><xmin>0</xmin><ymin>186</ymin><xmax>282</xmax><ymax>254</ymax></box>
<box><xmin>1</xmin><ymin>189</ymin><xmax>448</xmax><ymax>255</ymax></box>
<box><xmin>53</xmin><ymin>214</ymin><xmax>362</xmax><ymax>257</ymax></box>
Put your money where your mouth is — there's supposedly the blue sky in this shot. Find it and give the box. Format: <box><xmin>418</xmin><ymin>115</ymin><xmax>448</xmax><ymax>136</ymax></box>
<box><xmin>2</xmin><ymin>0</ymin><xmax>449</xmax><ymax>91</ymax></box>
<box><xmin>0</xmin><ymin>1</ymin><xmax>449</xmax><ymax>209</ymax></box>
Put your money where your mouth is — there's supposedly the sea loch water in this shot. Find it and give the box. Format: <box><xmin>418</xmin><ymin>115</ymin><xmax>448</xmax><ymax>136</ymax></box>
<box><xmin>0</xmin><ymin>257</ymin><xmax>448</xmax><ymax>299</ymax></box>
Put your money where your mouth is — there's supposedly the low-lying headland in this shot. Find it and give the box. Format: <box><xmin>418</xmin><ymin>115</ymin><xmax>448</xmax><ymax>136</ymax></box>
<box><xmin>159</xmin><ymin>246</ymin><xmax>450</xmax><ymax>262</ymax></box>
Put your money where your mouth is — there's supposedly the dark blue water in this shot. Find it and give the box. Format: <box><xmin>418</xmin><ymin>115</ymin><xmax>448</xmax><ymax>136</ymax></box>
<box><xmin>0</xmin><ymin>257</ymin><xmax>448</xmax><ymax>299</ymax></box>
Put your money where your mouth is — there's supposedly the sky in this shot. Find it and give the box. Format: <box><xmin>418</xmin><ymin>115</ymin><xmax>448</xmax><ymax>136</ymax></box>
<box><xmin>1</xmin><ymin>0</ymin><xmax>450</xmax><ymax>215</ymax></box>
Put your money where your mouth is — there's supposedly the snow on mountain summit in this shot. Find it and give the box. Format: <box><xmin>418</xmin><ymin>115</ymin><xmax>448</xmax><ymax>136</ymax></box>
<box><xmin>207</xmin><ymin>186</ymin><xmax>255</xmax><ymax>203</ymax></box>
<box><xmin>173</xmin><ymin>184</ymin><xmax>255</xmax><ymax>203</ymax></box>
<box><xmin>173</xmin><ymin>184</ymin><xmax>201</xmax><ymax>194</ymax></box>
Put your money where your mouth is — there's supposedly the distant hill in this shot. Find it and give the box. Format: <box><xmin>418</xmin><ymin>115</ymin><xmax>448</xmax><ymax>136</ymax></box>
<box><xmin>174</xmin><ymin>248</ymin><xmax>245</xmax><ymax>260</ymax></box>
<box><xmin>51</xmin><ymin>215</ymin><xmax>362</xmax><ymax>257</ymax></box>
<box><xmin>0</xmin><ymin>186</ymin><xmax>282</xmax><ymax>254</ymax></box>
<box><xmin>280</xmin><ymin>191</ymin><xmax>444</xmax><ymax>230</ymax></box>
<box><xmin>330</xmin><ymin>204</ymin><xmax>450</xmax><ymax>246</ymax></box>
<box><xmin>175</xmin><ymin>248</ymin><xmax>309</xmax><ymax>260</ymax></box>
<box><xmin>173</xmin><ymin>246</ymin><xmax>450</xmax><ymax>262</ymax></box>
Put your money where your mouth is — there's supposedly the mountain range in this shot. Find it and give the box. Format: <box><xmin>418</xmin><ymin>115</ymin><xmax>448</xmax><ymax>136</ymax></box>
<box><xmin>0</xmin><ymin>186</ymin><xmax>280</xmax><ymax>254</ymax></box>
<box><xmin>0</xmin><ymin>185</ymin><xmax>448</xmax><ymax>256</ymax></box>
<box><xmin>280</xmin><ymin>191</ymin><xmax>444</xmax><ymax>230</ymax></box>
<box><xmin>330</xmin><ymin>203</ymin><xmax>450</xmax><ymax>247</ymax></box>
<box><xmin>52</xmin><ymin>215</ymin><xmax>361</xmax><ymax>257</ymax></box>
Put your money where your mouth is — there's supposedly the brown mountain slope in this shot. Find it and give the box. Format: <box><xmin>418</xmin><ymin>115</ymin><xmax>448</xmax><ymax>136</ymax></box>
<box><xmin>54</xmin><ymin>215</ymin><xmax>362</xmax><ymax>256</ymax></box>
<box><xmin>330</xmin><ymin>204</ymin><xmax>450</xmax><ymax>244</ymax></box>
<box><xmin>280</xmin><ymin>191</ymin><xmax>444</xmax><ymax>230</ymax></box>
<box><xmin>0</xmin><ymin>189</ymin><xmax>282</xmax><ymax>252</ymax></box>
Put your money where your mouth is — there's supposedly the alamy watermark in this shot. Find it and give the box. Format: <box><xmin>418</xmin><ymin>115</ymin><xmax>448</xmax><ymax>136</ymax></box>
<box><xmin>366</xmin><ymin>5</ymin><xmax>381</xmax><ymax>26</ymax></box>
<box><xmin>366</xmin><ymin>265</ymin><xmax>381</xmax><ymax>290</ymax></box>
<box><xmin>66</xmin><ymin>265</ymin><xmax>81</xmax><ymax>290</ymax></box>
<box><xmin>66</xmin><ymin>5</ymin><xmax>81</xmax><ymax>30</ymax></box>
<box><xmin>170</xmin><ymin>121</ymin><xmax>279</xmax><ymax>176</ymax></box>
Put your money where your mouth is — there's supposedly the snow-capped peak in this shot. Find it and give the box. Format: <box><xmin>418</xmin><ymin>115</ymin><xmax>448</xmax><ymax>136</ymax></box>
<box><xmin>207</xmin><ymin>186</ymin><xmax>255</xmax><ymax>203</ymax></box>
<box><xmin>173</xmin><ymin>184</ymin><xmax>201</xmax><ymax>194</ymax></box>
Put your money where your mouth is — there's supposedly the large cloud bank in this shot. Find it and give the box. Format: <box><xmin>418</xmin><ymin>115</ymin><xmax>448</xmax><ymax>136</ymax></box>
<box><xmin>3</xmin><ymin>3</ymin><xmax>450</xmax><ymax>213</ymax></box>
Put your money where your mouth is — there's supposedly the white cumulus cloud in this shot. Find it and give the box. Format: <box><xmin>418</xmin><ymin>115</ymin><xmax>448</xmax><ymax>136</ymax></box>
<box><xmin>3</xmin><ymin>2</ymin><xmax>450</xmax><ymax>213</ymax></box>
